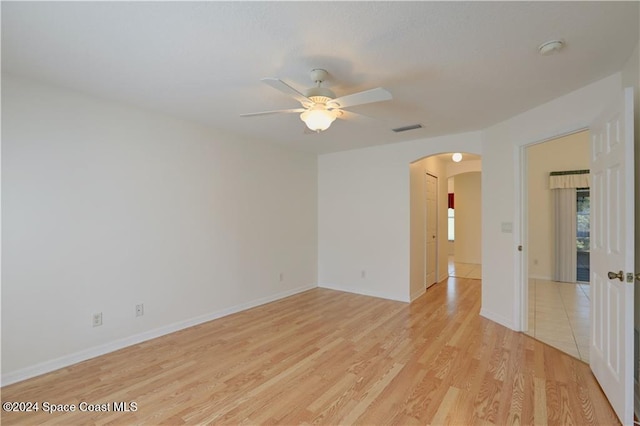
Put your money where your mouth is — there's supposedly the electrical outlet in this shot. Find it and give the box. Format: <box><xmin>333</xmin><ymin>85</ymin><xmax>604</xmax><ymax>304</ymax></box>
<box><xmin>279</xmin><ymin>272</ymin><xmax>284</xmax><ymax>282</ymax></box>
<box><xmin>136</xmin><ymin>304</ymin><xmax>144</xmax><ymax>317</ymax></box>
<box><xmin>92</xmin><ymin>312</ymin><xmax>102</xmax><ymax>327</ymax></box>
<box><xmin>361</xmin><ymin>270</ymin><xmax>366</xmax><ymax>279</ymax></box>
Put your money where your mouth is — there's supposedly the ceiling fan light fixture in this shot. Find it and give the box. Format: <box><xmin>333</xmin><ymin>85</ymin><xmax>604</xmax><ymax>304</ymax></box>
<box><xmin>242</xmin><ymin>68</ymin><xmax>392</xmax><ymax>134</ymax></box>
<box><xmin>300</xmin><ymin>105</ymin><xmax>336</xmax><ymax>132</ymax></box>
<box><xmin>452</xmin><ymin>152</ymin><xmax>463</xmax><ymax>162</ymax></box>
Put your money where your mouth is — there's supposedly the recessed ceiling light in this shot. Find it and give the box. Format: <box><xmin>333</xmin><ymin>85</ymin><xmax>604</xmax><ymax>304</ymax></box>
<box><xmin>538</xmin><ymin>40</ymin><xmax>565</xmax><ymax>56</ymax></box>
<box><xmin>452</xmin><ymin>153</ymin><xmax>462</xmax><ymax>162</ymax></box>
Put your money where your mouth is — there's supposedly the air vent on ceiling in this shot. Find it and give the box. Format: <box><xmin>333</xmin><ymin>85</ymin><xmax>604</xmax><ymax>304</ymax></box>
<box><xmin>392</xmin><ymin>124</ymin><xmax>423</xmax><ymax>133</ymax></box>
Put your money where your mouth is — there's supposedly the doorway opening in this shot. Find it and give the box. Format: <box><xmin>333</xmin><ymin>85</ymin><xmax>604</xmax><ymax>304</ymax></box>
<box><xmin>409</xmin><ymin>153</ymin><xmax>482</xmax><ymax>302</ymax></box>
<box><xmin>446</xmin><ymin>172</ymin><xmax>482</xmax><ymax>280</ymax></box>
<box><xmin>524</xmin><ymin>130</ymin><xmax>591</xmax><ymax>361</ymax></box>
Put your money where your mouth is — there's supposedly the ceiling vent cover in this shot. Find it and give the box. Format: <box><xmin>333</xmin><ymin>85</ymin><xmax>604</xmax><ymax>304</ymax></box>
<box><xmin>392</xmin><ymin>124</ymin><xmax>423</xmax><ymax>133</ymax></box>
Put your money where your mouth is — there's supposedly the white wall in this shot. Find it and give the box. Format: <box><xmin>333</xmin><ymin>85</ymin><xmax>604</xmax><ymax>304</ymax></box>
<box><xmin>318</xmin><ymin>132</ymin><xmax>482</xmax><ymax>302</ymax></box>
<box><xmin>319</xmin><ymin>70</ymin><xmax>622</xmax><ymax>326</ymax></box>
<box><xmin>409</xmin><ymin>155</ymin><xmax>449</xmax><ymax>301</ymax></box>
<box><xmin>526</xmin><ymin>131</ymin><xmax>590</xmax><ymax>280</ymax></box>
<box><xmin>481</xmin><ymin>72</ymin><xmax>621</xmax><ymax>330</ymax></box>
<box><xmin>446</xmin><ymin>160</ymin><xmax>482</xmax><ymax>258</ymax></box>
<box><xmin>447</xmin><ymin>159</ymin><xmax>482</xmax><ymax>177</ymax></box>
<box><xmin>1</xmin><ymin>75</ymin><xmax>318</xmax><ymax>383</ymax></box>
<box><xmin>454</xmin><ymin>172</ymin><xmax>482</xmax><ymax>264</ymax></box>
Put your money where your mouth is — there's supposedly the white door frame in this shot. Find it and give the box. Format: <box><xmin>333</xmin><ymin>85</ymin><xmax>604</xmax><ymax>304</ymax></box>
<box><xmin>515</xmin><ymin>128</ymin><xmax>589</xmax><ymax>332</ymax></box>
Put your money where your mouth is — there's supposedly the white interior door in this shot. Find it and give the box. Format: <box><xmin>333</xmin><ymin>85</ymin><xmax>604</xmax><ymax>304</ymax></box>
<box><xmin>425</xmin><ymin>173</ymin><xmax>437</xmax><ymax>288</ymax></box>
<box><xmin>590</xmin><ymin>87</ymin><xmax>635</xmax><ymax>425</ymax></box>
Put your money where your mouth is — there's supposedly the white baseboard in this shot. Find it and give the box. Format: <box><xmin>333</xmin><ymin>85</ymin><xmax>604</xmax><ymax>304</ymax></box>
<box><xmin>1</xmin><ymin>284</ymin><xmax>317</xmax><ymax>387</ymax></box>
<box><xmin>528</xmin><ymin>275</ymin><xmax>552</xmax><ymax>281</ymax></box>
<box><xmin>318</xmin><ymin>283</ymin><xmax>409</xmax><ymax>303</ymax></box>
<box><xmin>479</xmin><ymin>308</ymin><xmax>515</xmax><ymax>330</ymax></box>
<box><xmin>410</xmin><ymin>287</ymin><xmax>426</xmax><ymax>302</ymax></box>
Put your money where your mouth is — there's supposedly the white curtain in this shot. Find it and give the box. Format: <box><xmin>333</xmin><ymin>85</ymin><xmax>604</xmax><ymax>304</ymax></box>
<box><xmin>553</xmin><ymin>188</ymin><xmax>577</xmax><ymax>283</ymax></box>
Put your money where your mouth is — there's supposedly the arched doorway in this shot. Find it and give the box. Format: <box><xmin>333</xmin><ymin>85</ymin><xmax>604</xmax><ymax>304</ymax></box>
<box><xmin>409</xmin><ymin>153</ymin><xmax>482</xmax><ymax>301</ymax></box>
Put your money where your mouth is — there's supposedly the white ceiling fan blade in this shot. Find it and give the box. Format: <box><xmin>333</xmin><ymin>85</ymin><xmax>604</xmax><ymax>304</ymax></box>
<box><xmin>240</xmin><ymin>108</ymin><xmax>305</xmax><ymax>117</ymax></box>
<box><xmin>335</xmin><ymin>110</ymin><xmax>376</xmax><ymax>124</ymax></box>
<box><xmin>261</xmin><ymin>78</ymin><xmax>312</xmax><ymax>106</ymax></box>
<box><xmin>327</xmin><ymin>87</ymin><xmax>392</xmax><ymax>109</ymax></box>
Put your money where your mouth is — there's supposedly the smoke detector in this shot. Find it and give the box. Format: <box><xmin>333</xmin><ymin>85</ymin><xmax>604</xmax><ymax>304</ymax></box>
<box><xmin>538</xmin><ymin>40</ymin><xmax>565</xmax><ymax>56</ymax></box>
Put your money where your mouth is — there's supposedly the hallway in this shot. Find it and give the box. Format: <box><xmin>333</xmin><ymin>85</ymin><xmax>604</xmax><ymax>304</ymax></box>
<box><xmin>448</xmin><ymin>255</ymin><xmax>482</xmax><ymax>280</ymax></box>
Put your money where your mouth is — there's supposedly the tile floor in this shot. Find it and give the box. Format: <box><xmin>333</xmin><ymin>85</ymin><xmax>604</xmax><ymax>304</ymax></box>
<box><xmin>526</xmin><ymin>278</ymin><xmax>590</xmax><ymax>362</ymax></box>
<box><xmin>447</xmin><ymin>256</ymin><xmax>482</xmax><ymax>280</ymax></box>
<box><xmin>447</xmin><ymin>257</ymin><xmax>589</xmax><ymax>362</ymax></box>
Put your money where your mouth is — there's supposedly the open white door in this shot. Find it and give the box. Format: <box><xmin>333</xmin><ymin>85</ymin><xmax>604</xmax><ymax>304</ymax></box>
<box><xmin>590</xmin><ymin>87</ymin><xmax>635</xmax><ymax>425</ymax></box>
<box><xmin>425</xmin><ymin>173</ymin><xmax>437</xmax><ymax>288</ymax></box>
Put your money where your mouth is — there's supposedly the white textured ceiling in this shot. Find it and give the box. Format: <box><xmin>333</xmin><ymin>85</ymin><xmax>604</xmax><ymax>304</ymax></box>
<box><xmin>2</xmin><ymin>2</ymin><xmax>638</xmax><ymax>154</ymax></box>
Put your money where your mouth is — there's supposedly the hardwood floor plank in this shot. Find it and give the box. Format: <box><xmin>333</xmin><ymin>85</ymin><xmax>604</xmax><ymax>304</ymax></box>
<box><xmin>1</xmin><ymin>278</ymin><xmax>619</xmax><ymax>425</ymax></box>
<box><xmin>430</xmin><ymin>386</ymin><xmax>460</xmax><ymax>425</ymax></box>
<box><xmin>534</xmin><ymin>377</ymin><xmax>549</xmax><ymax>425</ymax></box>
<box><xmin>338</xmin><ymin>362</ymin><xmax>404</xmax><ymax>424</ymax></box>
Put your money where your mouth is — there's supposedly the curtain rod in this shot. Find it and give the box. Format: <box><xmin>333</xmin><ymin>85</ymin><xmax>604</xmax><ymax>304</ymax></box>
<box><xmin>549</xmin><ymin>169</ymin><xmax>589</xmax><ymax>176</ymax></box>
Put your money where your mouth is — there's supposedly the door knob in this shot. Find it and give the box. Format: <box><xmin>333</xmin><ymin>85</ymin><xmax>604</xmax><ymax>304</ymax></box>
<box><xmin>608</xmin><ymin>270</ymin><xmax>624</xmax><ymax>281</ymax></box>
<box><xmin>636</xmin><ymin>273</ymin><xmax>640</xmax><ymax>282</ymax></box>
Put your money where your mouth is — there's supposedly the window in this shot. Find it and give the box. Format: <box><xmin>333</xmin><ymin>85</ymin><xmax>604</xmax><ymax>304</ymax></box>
<box><xmin>448</xmin><ymin>208</ymin><xmax>455</xmax><ymax>241</ymax></box>
<box><xmin>576</xmin><ymin>188</ymin><xmax>590</xmax><ymax>282</ymax></box>
<box><xmin>447</xmin><ymin>192</ymin><xmax>455</xmax><ymax>241</ymax></box>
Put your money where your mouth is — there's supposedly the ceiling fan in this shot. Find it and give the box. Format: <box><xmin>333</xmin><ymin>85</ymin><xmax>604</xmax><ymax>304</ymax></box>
<box><xmin>240</xmin><ymin>69</ymin><xmax>392</xmax><ymax>132</ymax></box>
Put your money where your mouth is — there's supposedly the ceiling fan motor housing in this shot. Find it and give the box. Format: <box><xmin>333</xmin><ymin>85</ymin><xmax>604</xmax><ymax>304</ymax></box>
<box><xmin>305</xmin><ymin>86</ymin><xmax>336</xmax><ymax>104</ymax></box>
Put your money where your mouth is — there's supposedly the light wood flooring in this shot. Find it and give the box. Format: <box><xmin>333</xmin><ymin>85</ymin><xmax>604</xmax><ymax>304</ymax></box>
<box><xmin>1</xmin><ymin>278</ymin><xmax>618</xmax><ymax>425</ymax></box>
<box><xmin>526</xmin><ymin>279</ymin><xmax>591</xmax><ymax>362</ymax></box>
